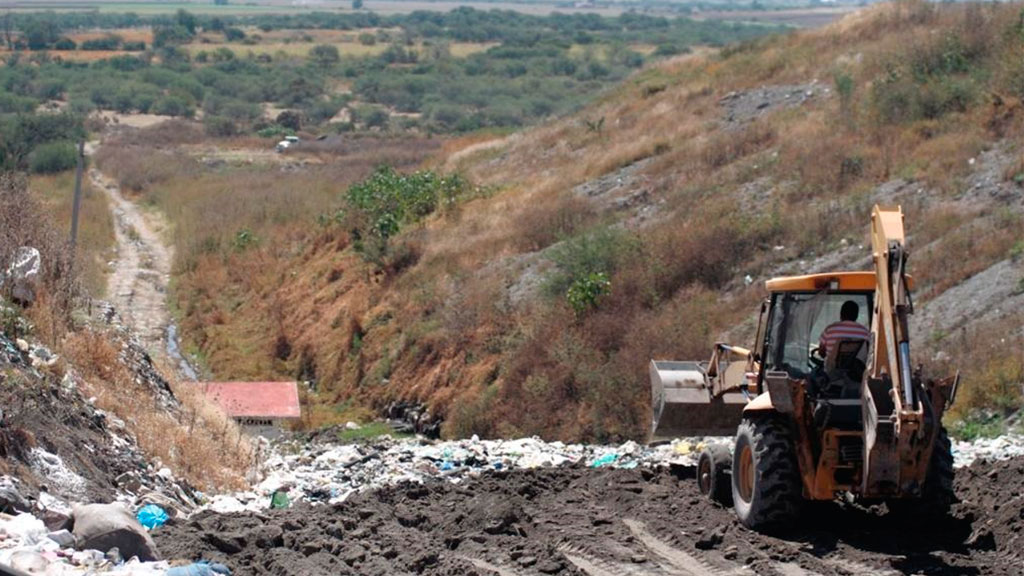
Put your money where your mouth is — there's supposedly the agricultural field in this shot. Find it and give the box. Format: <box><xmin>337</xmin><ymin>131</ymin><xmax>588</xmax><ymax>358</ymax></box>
<box><xmin>0</xmin><ymin>0</ymin><xmax>873</xmax><ymax>18</ymax></box>
<box><xmin>0</xmin><ymin>8</ymin><xmax>783</xmax><ymax>136</ymax></box>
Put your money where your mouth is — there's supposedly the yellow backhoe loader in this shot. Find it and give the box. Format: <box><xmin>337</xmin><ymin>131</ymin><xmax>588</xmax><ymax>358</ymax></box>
<box><xmin>651</xmin><ymin>205</ymin><xmax>960</xmax><ymax>529</ymax></box>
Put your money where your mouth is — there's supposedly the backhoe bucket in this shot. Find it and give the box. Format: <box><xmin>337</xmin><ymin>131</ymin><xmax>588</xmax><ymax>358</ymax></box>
<box><xmin>650</xmin><ymin>360</ymin><xmax>746</xmax><ymax>439</ymax></box>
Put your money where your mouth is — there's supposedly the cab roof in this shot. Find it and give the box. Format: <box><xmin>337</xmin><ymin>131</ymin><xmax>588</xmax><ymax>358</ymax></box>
<box><xmin>765</xmin><ymin>271</ymin><xmax>914</xmax><ymax>293</ymax></box>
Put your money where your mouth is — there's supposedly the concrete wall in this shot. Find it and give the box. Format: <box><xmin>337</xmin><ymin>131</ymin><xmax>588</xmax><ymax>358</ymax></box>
<box><xmin>236</xmin><ymin>417</ymin><xmax>290</xmax><ymax>439</ymax></box>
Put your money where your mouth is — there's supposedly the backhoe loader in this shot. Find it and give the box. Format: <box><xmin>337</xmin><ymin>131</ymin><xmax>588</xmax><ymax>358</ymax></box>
<box><xmin>650</xmin><ymin>205</ymin><xmax>960</xmax><ymax>529</ymax></box>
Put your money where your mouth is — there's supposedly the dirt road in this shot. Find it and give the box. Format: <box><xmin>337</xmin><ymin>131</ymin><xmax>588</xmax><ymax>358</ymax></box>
<box><xmin>154</xmin><ymin>456</ymin><xmax>1019</xmax><ymax>576</ymax></box>
<box><xmin>86</xmin><ymin>148</ymin><xmax>197</xmax><ymax>379</ymax></box>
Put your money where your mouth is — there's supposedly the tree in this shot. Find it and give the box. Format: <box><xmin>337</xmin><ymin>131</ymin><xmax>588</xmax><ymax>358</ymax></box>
<box><xmin>175</xmin><ymin>9</ymin><xmax>197</xmax><ymax>35</ymax></box>
<box><xmin>2</xmin><ymin>13</ymin><xmax>13</xmax><ymax>50</ymax></box>
<box><xmin>153</xmin><ymin>25</ymin><xmax>192</xmax><ymax>48</ymax></box>
<box><xmin>276</xmin><ymin>110</ymin><xmax>302</xmax><ymax>131</ymax></box>
<box><xmin>224</xmin><ymin>27</ymin><xmax>245</xmax><ymax>41</ymax></box>
<box><xmin>309</xmin><ymin>44</ymin><xmax>340</xmax><ymax>68</ymax></box>
<box><xmin>54</xmin><ymin>37</ymin><xmax>76</xmax><ymax>50</ymax></box>
<box><xmin>22</xmin><ymin>18</ymin><xmax>60</xmax><ymax>50</ymax></box>
<box><xmin>352</xmin><ymin>0</ymin><xmax>364</xmax><ymax>9</ymax></box>
<box><xmin>209</xmin><ymin>17</ymin><xmax>226</xmax><ymax>32</ymax></box>
<box><xmin>28</xmin><ymin>141</ymin><xmax>77</xmax><ymax>174</ymax></box>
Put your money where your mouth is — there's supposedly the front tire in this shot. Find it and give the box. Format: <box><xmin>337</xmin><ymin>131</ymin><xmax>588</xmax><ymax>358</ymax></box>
<box><xmin>697</xmin><ymin>444</ymin><xmax>732</xmax><ymax>505</ymax></box>
<box><xmin>731</xmin><ymin>416</ymin><xmax>802</xmax><ymax>529</ymax></box>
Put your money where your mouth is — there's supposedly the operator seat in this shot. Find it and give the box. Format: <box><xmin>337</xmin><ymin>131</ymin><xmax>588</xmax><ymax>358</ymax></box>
<box><xmin>825</xmin><ymin>338</ymin><xmax>867</xmax><ymax>386</ymax></box>
<box><xmin>815</xmin><ymin>338</ymin><xmax>868</xmax><ymax>430</ymax></box>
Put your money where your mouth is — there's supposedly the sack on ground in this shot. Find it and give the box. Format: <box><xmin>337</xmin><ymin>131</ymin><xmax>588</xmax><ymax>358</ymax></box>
<box><xmin>71</xmin><ymin>503</ymin><xmax>161</xmax><ymax>561</ymax></box>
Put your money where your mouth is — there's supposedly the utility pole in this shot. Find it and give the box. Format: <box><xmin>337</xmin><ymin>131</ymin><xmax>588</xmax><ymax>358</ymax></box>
<box><xmin>70</xmin><ymin>140</ymin><xmax>84</xmax><ymax>250</ymax></box>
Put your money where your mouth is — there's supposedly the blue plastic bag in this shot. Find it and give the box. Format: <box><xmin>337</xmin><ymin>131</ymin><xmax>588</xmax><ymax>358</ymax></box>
<box><xmin>166</xmin><ymin>561</ymin><xmax>232</xmax><ymax>576</ymax></box>
<box><xmin>590</xmin><ymin>453</ymin><xmax>619</xmax><ymax>468</ymax></box>
<box><xmin>136</xmin><ymin>504</ymin><xmax>169</xmax><ymax>530</ymax></box>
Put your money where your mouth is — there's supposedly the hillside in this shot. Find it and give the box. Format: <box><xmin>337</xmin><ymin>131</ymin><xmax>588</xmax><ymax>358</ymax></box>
<box><xmin>97</xmin><ymin>0</ymin><xmax>1024</xmax><ymax>441</ymax></box>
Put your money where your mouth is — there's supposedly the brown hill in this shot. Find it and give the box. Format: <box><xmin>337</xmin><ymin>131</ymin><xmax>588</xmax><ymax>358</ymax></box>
<box><xmin>98</xmin><ymin>0</ymin><xmax>1024</xmax><ymax>441</ymax></box>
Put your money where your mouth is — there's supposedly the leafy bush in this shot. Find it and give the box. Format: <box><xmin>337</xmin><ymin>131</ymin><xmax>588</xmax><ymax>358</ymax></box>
<box><xmin>81</xmin><ymin>35</ymin><xmax>122</xmax><ymax>51</ymax></box>
<box><xmin>153</xmin><ymin>95</ymin><xmax>193</xmax><ymax>117</ymax></box>
<box><xmin>0</xmin><ymin>92</ymin><xmax>37</xmax><ymax>114</ymax></box>
<box><xmin>567</xmin><ymin>272</ymin><xmax>611</xmax><ymax>317</ymax></box>
<box><xmin>224</xmin><ymin>27</ymin><xmax>246</xmax><ymax>42</ymax></box>
<box><xmin>341</xmin><ymin>166</ymin><xmax>466</xmax><ymax>266</ymax></box>
<box><xmin>203</xmin><ymin>116</ymin><xmax>237</xmax><ymax>137</ymax></box>
<box><xmin>54</xmin><ymin>37</ymin><xmax>77</xmax><ymax>50</ymax></box>
<box><xmin>28</xmin><ymin>140</ymin><xmax>78</xmax><ymax>174</ymax></box>
<box><xmin>544</xmin><ymin>227</ymin><xmax>636</xmax><ymax>298</ymax></box>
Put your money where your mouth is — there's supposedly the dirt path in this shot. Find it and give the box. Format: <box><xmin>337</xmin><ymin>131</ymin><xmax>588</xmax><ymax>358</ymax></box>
<box><xmin>154</xmin><ymin>457</ymin><xmax>1018</xmax><ymax>576</ymax></box>
<box><xmin>86</xmin><ymin>143</ymin><xmax>196</xmax><ymax>379</ymax></box>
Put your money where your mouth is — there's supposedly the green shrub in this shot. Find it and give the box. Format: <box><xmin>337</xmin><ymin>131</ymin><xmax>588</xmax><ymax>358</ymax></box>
<box><xmin>81</xmin><ymin>35</ymin><xmax>122</xmax><ymax>51</ymax></box>
<box><xmin>224</xmin><ymin>27</ymin><xmax>246</xmax><ymax>42</ymax></box>
<box><xmin>203</xmin><ymin>116</ymin><xmax>237</xmax><ymax>137</ymax></box>
<box><xmin>54</xmin><ymin>37</ymin><xmax>77</xmax><ymax>50</ymax></box>
<box><xmin>567</xmin><ymin>272</ymin><xmax>611</xmax><ymax>317</ymax></box>
<box><xmin>341</xmin><ymin>166</ymin><xmax>466</xmax><ymax>265</ymax></box>
<box><xmin>544</xmin><ymin>227</ymin><xmax>636</xmax><ymax>297</ymax></box>
<box><xmin>28</xmin><ymin>140</ymin><xmax>78</xmax><ymax>174</ymax></box>
<box><xmin>0</xmin><ymin>93</ymin><xmax>37</xmax><ymax>114</ymax></box>
<box><xmin>153</xmin><ymin>95</ymin><xmax>192</xmax><ymax>117</ymax></box>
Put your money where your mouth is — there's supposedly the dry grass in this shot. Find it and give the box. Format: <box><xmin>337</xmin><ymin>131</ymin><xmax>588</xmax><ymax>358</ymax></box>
<box><xmin>65</xmin><ymin>330</ymin><xmax>253</xmax><ymax>491</ymax></box>
<box><xmin>67</xmin><ymin>28</ymin><xmax>153</xmax><ymax>45</ymax></box>
<box><xmin>184</xmin><ymin>34</ymin><xmax>494</xmax><ymax>60</ymax></box>
<box><xmin>0</xmin><ymin>49</ymin><xmax>137</xmax><ymax>62</ymax></box>
<box><xmin>91</xmin><ymin>1</ymin><xmax>1024</xmax><ymax>441</ymax></box>
<box><xmin>0</xmin><ymin>173</ymin><xmax>79</xmax><ymax>340</ymax></box>
<box><xmin>29</xmin><ymin>172</ymin><xmax>116</xmax><ymax>298</ymax></box>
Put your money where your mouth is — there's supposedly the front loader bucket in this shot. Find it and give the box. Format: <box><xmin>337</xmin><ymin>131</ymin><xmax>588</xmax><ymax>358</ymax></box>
<box><xmin>650</xmin><ymin>360</ymin><xmax>746</xmax><ymax>439</ymax></box>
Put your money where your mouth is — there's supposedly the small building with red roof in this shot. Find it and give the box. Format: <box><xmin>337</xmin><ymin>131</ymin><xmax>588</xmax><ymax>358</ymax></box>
<box><xmin>188</xmin><ymin>381</ymin><xmax>301</xmax><ymax>438</ymax></box>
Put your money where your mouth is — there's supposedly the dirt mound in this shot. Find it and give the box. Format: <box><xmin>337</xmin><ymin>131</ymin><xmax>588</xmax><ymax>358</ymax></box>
<box><xmin>953</xmin><ymin>456</ymin><xmax>1024</xmax><ymax>563</ymax></box>
<box><xmin>153</xmin><ymin>456</ymin><xmax>1022</xmax><ymax>576</ymax></box>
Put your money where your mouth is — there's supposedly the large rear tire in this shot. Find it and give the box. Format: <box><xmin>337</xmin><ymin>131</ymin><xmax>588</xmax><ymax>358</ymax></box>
<box><xmin>731</xmin><ymin>416</ymin><xmax>802</xmax><ymax>530</ymax></box>
<box><xmin>888</xmin><ymin>427</ymin><xmax>955</xmax><ymax>518</ymax></box>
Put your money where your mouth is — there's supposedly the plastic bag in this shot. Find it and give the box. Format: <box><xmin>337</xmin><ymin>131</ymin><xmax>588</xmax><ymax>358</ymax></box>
<box><xmin>136</xmin><ymin>504</ymin><xmax>169</xmax><ymax>530</ymax></box>
<box><xmin>270</xmin><ymin>490</ymin><xmax>290</xmax><ymax>509</ymax></box>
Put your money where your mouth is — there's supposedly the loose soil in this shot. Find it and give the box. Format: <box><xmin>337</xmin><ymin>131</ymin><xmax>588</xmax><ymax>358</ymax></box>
<box><xmin>154</xmin><ymin>456</ymin><xmax>1021</xmax><ymax>576</ymax></box>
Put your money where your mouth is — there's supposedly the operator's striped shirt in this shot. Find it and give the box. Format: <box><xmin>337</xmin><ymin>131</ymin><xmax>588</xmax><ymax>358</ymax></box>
<box><xmin>819</xmin><ymin>321</ymin><xmax>870</xmax><ymax>355</ymax></box>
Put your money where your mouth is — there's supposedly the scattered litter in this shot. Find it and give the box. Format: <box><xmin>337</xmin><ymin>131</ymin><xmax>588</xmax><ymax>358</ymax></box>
<box><xmin>269</xmin><ymin>489</ymin><xmax>290</xmax><ymax>510</ymax></box>
<box><xmin>166</xmin><ymin>561</ymin><xmax>232</xmax><ymax>576</ymax></box>
<box><xmin>29</xmin><ymin>449</ymin><xmax>88</xmax><ymax>499</ymax></box>
<box><xmin>137</xmin><ymin>504</ymin><xmax>169</xmax><ymax>530</ymax></box>
<box><xmin>953</xmin><ymin>433</ymin><xmax>1024</xmax><ymax>468</ymax></box>
<box><xmin>201</xmin><ymin>434</ymin><xmax>725</xmax><ymax>513</ymax></box>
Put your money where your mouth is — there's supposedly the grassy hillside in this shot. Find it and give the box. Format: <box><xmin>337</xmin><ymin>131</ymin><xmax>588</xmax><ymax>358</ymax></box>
<box><xmin>101</xmin><ymin>0</ymin><xmax>1024</xmax><ymax>440</ymax></box>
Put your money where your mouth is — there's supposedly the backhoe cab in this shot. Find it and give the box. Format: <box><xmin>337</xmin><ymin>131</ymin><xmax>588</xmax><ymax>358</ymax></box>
<box><xmin>651</xmin><ymin>205</ymin><xmax>960</xmax><ymax>529</ymax></box>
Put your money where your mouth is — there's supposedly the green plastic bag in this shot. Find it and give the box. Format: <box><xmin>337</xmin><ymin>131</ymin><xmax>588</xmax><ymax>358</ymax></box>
<box><xmin>270</xmin><ymin>490</ymin><xmax>290</xmax><ymax>509</ymax></box>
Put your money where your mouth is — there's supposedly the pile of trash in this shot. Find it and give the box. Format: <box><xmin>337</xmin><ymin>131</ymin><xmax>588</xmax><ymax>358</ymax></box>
<box><xmin>952</xmin><ymin>432</ymin><xmax>1024</xmax><ymax>468</ymax></box>
<box><xmin>0</xmin><ymin>503</ymin><xmax>228</xmax><ymax>575</ymax></box>
<box><xmin>202</xmin><ymin>434</ymin><xmax>724</xmax><ymax>513</ymax></box>
<box><xmin>202</xmin><ymin>426</ymin><xmax>1024</xmax><ymax>515</ymax></box>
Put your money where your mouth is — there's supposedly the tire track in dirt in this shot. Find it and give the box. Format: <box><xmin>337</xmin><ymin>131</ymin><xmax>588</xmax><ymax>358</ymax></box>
<box><xmin>558</xmin><ymin>542</ymin><xmax>665</xmax><ymax>576</ymax></box>
<box><xmin>460</xmin><ymin>556</ymin><xmax>531</xmax><ymax>576</ymax></box>
<box><xmin>85</xmin><ymin>142</ymin><xmax>196</xmax><ymax>379</ymax></box>
<box><xmin>624</xmin><ymin>519</ymin><xmax>751</xmax><ymax>576</ymax></box>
